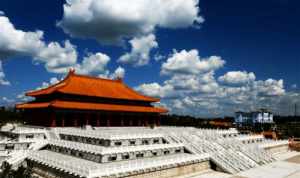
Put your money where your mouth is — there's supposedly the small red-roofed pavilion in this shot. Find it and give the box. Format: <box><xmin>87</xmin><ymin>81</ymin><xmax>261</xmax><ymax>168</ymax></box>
<box><xmin>16</xmin><ymin>70</ymin><xmax>167</xmax><ymax>127</ymax></box>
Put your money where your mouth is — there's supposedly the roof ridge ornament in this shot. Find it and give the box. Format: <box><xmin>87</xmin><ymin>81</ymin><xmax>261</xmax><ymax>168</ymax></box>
<box><xmin>115</xmin><ymin>77</ymin><xmax>123</xmax><ymax>82</ymax></box>
<box><xmin>69</xmin><ymin>68</ymin><xmax>75</xmax><ymax>75</ymax></box>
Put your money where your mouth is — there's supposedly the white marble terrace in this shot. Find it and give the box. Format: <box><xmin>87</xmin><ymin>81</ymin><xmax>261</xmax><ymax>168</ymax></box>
<box><xmin>0</xmin><ymin>125</ymin><xmax>291</xmax><ymax>178</ymax></box>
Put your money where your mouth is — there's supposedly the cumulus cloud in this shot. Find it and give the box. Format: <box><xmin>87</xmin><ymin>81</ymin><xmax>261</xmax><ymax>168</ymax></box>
<box><xmin>0</xmin><ymin>61</ymin><xmax>10</xmax><ymax>85</ymax></box>
<box><xmin>0</xmin><ymin>15</ymin><xmax>115</xmax><ymax>84</ymax></box>
<box><xmin>110</xmin><ymin>66</ymin><xmax>125</xmax><ymax>79</ymax></box>
<box><xmin>135</xmin><ymin>48</ymin><xmax>291</xmax><ymax>117</ymax></box>
<box><xmin>136</xmin><ymin>49</ymin><xmax>226</xmax><ymax>115</ymax></box>
<box><xmin>118</xmin><ymin>34</ymin><xmax>158</xmax><ymax>66</ymax></box>
<box><xmin>218</xmin><ymin>71</ymin><xmax>256</xmax><ymax>85</ymax></box>
<box><xmin>161</xmin><ymin>49</ymin><xmax>225</xmax><ymax>75</ymax></box>
<box><xmin>0</xmin><ymin>16</ymin><xmax>44</xmax><ymax>59</ymax></box>
<box><xmin>254</xmin><ymin>79</ymin><xmax>285</xmax><ymax>96</ymax></box>
<box><xmin>58</xmin><ymin>0</ymin><xmax>203</xmax><ymax>44</ymax></box>
<box><xmin>75</xmin><ymin>52</ymin><xmax>110</xmax><ymax>75</ymax></box>
<box><xmin>16</xmin><ymin>93</ymin><xmax>32</xmax><ymax>102</ymax></box>
<box><xmin>0</xmin><ymin>15</ymin><xmax>77</xmax><ymax>73</ymax></box>
<box><xmin>36</xmin><ymin>77</ymin><xmax>60</xmax><ymax>90</ymax></box>
<box><xmin>135</xmin><ymin>83</ymin><xmax>174</xmax><ymax>98</ymax></box>
<box><xmin>165</xmin><ymin>75</ymin><xmax>200</xmax><ymax>90</ymax></box>
<box><xmin>164</xmin><ymin>72</ymin><xmax>218</xmax><ymax>93</ymax></box>
<box><xmin>154</xmin><ymin>53</ymin><xmax>165</xmax><ymax>62</ymax></box>
<box><xmin>1</xmin><ymin>97</ymin><xmax>15</xmax><ymax>105</ymax></box>
<box><xmin>35</xmin><ymin>40</ymin><xmax>78</xmax><ymax>73</ymax></box>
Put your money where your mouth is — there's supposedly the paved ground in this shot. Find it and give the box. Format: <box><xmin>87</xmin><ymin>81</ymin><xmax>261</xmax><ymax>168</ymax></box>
<box><xmin>185</xmin><ymin>151</ymin><xmax>300</xmax><ymax>178</ymax></box>
<box><xmin>274</xmin><ymin>151</ymin><xmax>300</xmax><ymax>161</ymax></box>
<box><xmin>286</xmin><ymin>155</ymin><xmax>300</xmax><ymax>164</ymax></box>
<box><xmin>237</xmin><ymin>161</ymin><xmax>300</xmax><ymax>178</ymax></box>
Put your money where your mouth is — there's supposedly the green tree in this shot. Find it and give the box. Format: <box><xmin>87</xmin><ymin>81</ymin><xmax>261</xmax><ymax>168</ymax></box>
<box><xmin>0</xmin><ymin>162</ymin><xmax>33</xmax><ymax>178</ymax></box>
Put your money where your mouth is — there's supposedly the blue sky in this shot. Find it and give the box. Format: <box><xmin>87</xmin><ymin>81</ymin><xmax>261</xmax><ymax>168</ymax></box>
<box><xmin>0</xmin><ymin>0</ymin><xmax>299</xmax><ymax>117</ymax></box>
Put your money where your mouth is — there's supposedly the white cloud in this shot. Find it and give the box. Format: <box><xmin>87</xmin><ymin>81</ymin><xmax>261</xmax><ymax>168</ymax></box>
<box><xmin>165</xmin><ymin>75</ymin><xmax>200</xmax><ymax>90</ymax></box>
<box><xmin>218</xmin><ymin>71</ymin><xmax>256</xmax><ymax>85</ymax></box>
<box><xmin>49</xmin><ymin>77</ymin><xmax>59</xmax><ymax>85</ymax></box>
<box><xmin>134</xmin><ymin>48</ymin><xmax>291</xmax><ymax>117</ymax></box>
<box><xmin>164</xmin><ymin>72</ymin><xmax>218</xmax><ymax>93</ymax></box>
<box><xmin>254</xmin><ymin>79</ymin><xmax>285</xmax><ymax>96</ymax></box>
<box><xmin>0</xmin><ymin>61</ymin><xmax>10</xmax><ymax>85</ymax></box>
<box><xmin>36</xmin><ymin>77</ymin><xmax>60</xmax><ymax>90</ymax></box>
<box><xmin>118</xmin><ymin>34</ymin><xmax>158</xmax><ymax>66</ymax></box>
<box><xmin>0</xmin><ymin>11</ymin><xmax>5</xmax><ymax>16</ymax></box>
<box><xmin>154</xmin><ymin>53</ymin><xmax>165</xmax><ymax>62</ymax></box>
<box><xmin>0</xmin><ymin>15</ymin><xmax>115</xmax><ymax>84</ymax></box>
<box><xmin>16</xmin><ymin>93</ymin><xmax>32</xmax><ymax>102</ymax></box>
<box><xmin>75</xmin><ymin>53</ymin><xmax>110</xmax><ymax>75</ymax></box>
<box><xmin>110</xmin><ymin>66</ymin><xmax>125</xmax><ymax>79</ymax></box>
<box><xmin>135</xmin><ymin>82</ymin><xmax>174</xmax><ymax>98</ymax></box>
<box><xmin>36</xmin><ymin>40</ymin><xmax>78</xmax><ymax>73</ymax></box>
<box><xmin>135</xmin><ymin>49</ymin><xmax>225</xmax><ymax>115</ymax></box>
<box><xmin>0</xmin><ymin>15</ymin><xmax>77</xmax><ymax>73</ymax></box>
<box><xmin>58</xmin><ymin>0</ymin><xmax>203</xmax><ymax>44</ymax></box>
<box><xmin>1</xmin><ymin>97</ymin><xmax>14</xmax><ymax>104</ymax></box>
<box><xmin>172</xmin><ymin>99</ymin><xmax>184</xmax><ymax>109</ymax></box>
<box><xmin>161</xmin><ymin>49</ymin><xmax>225</xmax><ymax>75</ymax></box>
<box><xmin>0</xmin><ymin>16</ymin><xmax>44</xmax><ymax>59</ymax></box>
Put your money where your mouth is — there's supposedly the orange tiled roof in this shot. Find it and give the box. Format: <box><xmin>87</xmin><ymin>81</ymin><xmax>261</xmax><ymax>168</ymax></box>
<box><xmin>26</xmin><ymin>70</ymin><xmax>159</xmax><ymax>102</ymax></box>
<box><xmin>16</xmin><ymin>100</ymin><xmax>168</xmax><ymax>113</ymax></box>
<box><xmin>16</xmin><ymin>102</ymin><xmax>50</xmax><ymax>109</ymax></box>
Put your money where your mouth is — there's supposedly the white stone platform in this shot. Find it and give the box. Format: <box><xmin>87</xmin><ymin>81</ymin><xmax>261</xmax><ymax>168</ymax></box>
<box><xmin>184</xmin><ymin>151</ymin><xmax>300</xmax><ymax>178</ymax></box>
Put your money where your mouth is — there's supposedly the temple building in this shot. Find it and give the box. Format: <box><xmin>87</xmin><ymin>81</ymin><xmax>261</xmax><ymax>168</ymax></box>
<box><xmin>16</xmin><ymin>70</ymin><xmax>167</xmax><ymax>127</ymax></box>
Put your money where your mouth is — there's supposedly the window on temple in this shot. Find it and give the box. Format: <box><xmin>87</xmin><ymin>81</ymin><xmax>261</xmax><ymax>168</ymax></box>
<box><xmin>79</xmin><ymin>152</ymin><xmax>83</xmax><ymax>158</ymax></box>
<box><xmin>142</xmin><ymin>140</ymin><xmax>149</xmax><ymax>145</ymax></box>
<box><xmin>25</xmin><ymin>134</ymin><xmax>34</xmax><ymax>139</ymax></box>
<box><xmin>115</xmin><ymin>141</ymin><xmax>122</xmax><ymax>146</ymax></box>
<box><xmin>122</xmin><ymin>154</ymin><xmax>130</xmax><ymax>160</ymax></box>
<box><xmin>162</xmin><ymin>139</ymin><xmax>167</xmax><ymax>144</ymax></box>
<box><xmin>136</xmin><ymin>153</ymin><xmax>144</xmax><ymax>158</ymax></box>
<box><xmin>87</xmin><ymin>138</ymin><xmax>92</xmax><ymax>143</ymax></box>
<box><xmin>5</xmin><ymin>144</ymin><xmax>14</xmax><ymax>150</ymax></box>
<box><xmin>153</xmin><ymin>139</ymin><xmax>159</xmax><ymax>144</ymax></box>
<box><xmin>109</xmin><ymin>155</ymin><xmax>117</xmax><ymax>161</ymax></box>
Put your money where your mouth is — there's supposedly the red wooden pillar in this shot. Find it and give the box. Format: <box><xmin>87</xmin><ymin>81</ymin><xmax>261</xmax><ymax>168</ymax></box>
<box><xmin>73</xmin><ymin>114</ymin><xmax>78</xmax><ymax>127</ymax></box>
<box><xmin>107</xmin><ymin>114</ymin><xmax>111</xmax><ymax>127</ymax></box>
<box><xmin>144</xmin><ymin>117</ymin><xmax>149</xmax><ymax>127</ymax></box>
<box><xmin>138</xmin><ymin>117</ymin><xmax>142</xmax><ymax>126</ymax></box>
<box><xmin>85</xmin><ymin>113</ymin><xmax>90</xmax><ymax>126</ymax></box>
<box><xmin>120</xmin><ymin>114</ymin><xmax>124</xmax><ymax>126</ymax></box>
<box><xmin>50</xmin><ymin>112</ymin><xmax>56</xmax><ymax>127</ymax></box>
<box><xmin>62</xmin><ymin>116</ymin><xmax>65</xmax><ymax>127</ymax></box>
<box><xmin>156</xmin><ymin>115</ymin><xmax>160</xmax><ymax>127</ymax></box>
<box><xmin>96</xmin><ymin>113</ymin><xmax>100</xmax><ymax>127</ymax></box>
